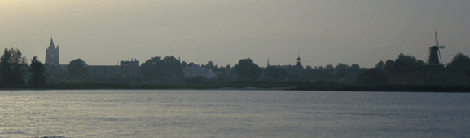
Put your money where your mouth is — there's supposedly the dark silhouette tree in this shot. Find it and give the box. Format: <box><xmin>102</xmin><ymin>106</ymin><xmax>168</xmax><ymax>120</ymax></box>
<box><xmin>185</xmin><ymin>76</ymin><xmax>205</xmax><ymax>84</ymax></box>
<box><xmin>306</xmin><ymin>65</ymin><xmax>312</xmax><ymax>70</ymax></box>
<box><xmin>29</xmin><ymin>56</ymin><xmax>46</xmax><ymax>86</ymax></box>
<box><xmin>264</xmin><ymin>66</ymin><xmax>288</xmax><ymax>80</ymax></box>
<box><xmin>446</xmin><ymin>53</ymin><xmax>470</xmax><ymax>83</ymax></box>
<box><xmin>67</xmin><ymin>58</ymin><xmax>87</xmax><ymax>78</ymax></box>
<box><xmin>392</xmin><ymin>53</ymin><xmax>424</xmax><ymax>72</ymax></box>
<box><xmin>235</xmin><ymin>58</ymin><xmax>261</xmax><ymax>80</ymax></box>
<box><xmin>141</xmin><ymin>56</ymin><xmax>183</xmax><ymax>79</ymax></box>
<box><xmin>375</xmin><ymin>60</ymin><xmax>385</xmax><ymax>70</ymax></box>
<box><xmin>356</xmin><ymin>69</ymin><xmax>388</xmax><ymax>86</ymax></box>
<box><xmin>206</xmin><ymin>61</ymin><xmax>214</xmax><ymax>69</ymax></box>
<box><xmin>383</xmin><ymin>59</ymin><xmax>395</xmax><ymax>74</ymax></box>
<box><xmin>350</xmin><ymin>64</ymin><xmax>360</xmax><ymax>70</ymax></box>
<box><xmin>447</xmin><ymin>53</ymin><xmax>470</xmax><ymax>71</ymax></box>
<box><xmin>335</xmin><ymin>63</ymin><xmax>349</xmax><ymax>70</ymax></box>
<box><xmin>0</xmin><ymin>48</ymin><xmax>27</xmax><ymax>86</ymax></box>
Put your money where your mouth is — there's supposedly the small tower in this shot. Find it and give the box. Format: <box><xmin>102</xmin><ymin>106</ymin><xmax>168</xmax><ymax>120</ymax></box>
<box><xmin>295</xmin><ymin>54</ymin><xmax>303</xmax><ymax>70</ymax></box>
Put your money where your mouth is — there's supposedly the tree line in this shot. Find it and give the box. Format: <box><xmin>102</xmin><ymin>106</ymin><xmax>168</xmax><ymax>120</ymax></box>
<box><xmin>0</xmin><ymin>48</ymin><xmax>45</xmax><ymax>86</ymax></box>
<box><xmin>356</xmin><ymin>52</ymin><xmax>470</xmax><ymax>86</ymax></box>
<box><xmin>3</xmin><ymin>47</ymin><xmax>470</xmax><ymax>88</ymax></box>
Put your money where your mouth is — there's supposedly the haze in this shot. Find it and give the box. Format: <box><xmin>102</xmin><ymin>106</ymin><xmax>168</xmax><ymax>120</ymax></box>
<box><xmin>1</xmin><ymin>0</ymin><xmax>469</xmax><ymax>68</ymax></box>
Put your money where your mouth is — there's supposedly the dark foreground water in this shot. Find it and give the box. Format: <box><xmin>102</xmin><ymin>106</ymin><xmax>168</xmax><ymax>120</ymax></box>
<box><xmin>0</xmin><ymin>90</ymin><xmax>468</xmax><ymax>138</ymax></box>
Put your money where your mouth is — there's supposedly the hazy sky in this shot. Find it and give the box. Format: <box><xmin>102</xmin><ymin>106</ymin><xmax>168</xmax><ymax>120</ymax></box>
<box><xmin>1</xmin><ymin>0</ymin><xmax>469</xmax><ymax>68</ymax></box>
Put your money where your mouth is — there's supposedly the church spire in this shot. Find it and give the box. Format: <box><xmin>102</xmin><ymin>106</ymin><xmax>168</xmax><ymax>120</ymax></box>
<box><xmin>46</xmin><ymin>37</ymin><xmax>59</xmax><ymax>65</ymax></box>
<box><xmin>49</xmin><ymin>37</ymin><xmax>55</xmax><ymax>48</ymax></box>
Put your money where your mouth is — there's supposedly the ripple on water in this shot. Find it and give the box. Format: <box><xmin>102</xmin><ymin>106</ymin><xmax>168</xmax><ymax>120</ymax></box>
<box><xmin>0</xmin><ymin>90</ymin><xmax>468</xmax><ymax>137</ymax></box>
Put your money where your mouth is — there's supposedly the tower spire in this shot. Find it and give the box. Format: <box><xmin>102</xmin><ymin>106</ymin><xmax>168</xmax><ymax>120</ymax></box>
<box><xmin>267</xmin><ymin>56</ymin><xmax>270</xmax><ymax>67</ymax></box>
<box><xmin>49</xmin><ymin>37</ymin><xmax>55</xmax><ymax>48</ymax></box>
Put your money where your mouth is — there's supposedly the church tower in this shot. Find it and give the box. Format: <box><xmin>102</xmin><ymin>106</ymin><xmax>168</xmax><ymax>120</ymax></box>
<box><xmin>45</xmin><ymin>37</ymin><xmax>59</xmax><ymax>64</ymax></box>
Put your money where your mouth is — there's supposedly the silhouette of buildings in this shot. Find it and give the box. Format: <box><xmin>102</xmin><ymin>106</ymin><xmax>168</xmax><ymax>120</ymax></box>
<box><xmin>45</xmin><ymin>38</ymin><xmax>59</xmax><ymax>65</ymax></box>
<box><xmin>121</xmin><ymin>59</ymin><xmax>139</xmax><ymax>66</ymax></box>
<box><xmin>88</xmin><ymin>59</ymin><xmax>140</xmax><ymax>79</ymax></box>
<box><xmin>40</xmin><ymin>38</ymin><xmax>366</xmax><ymax>83</ymax></box>
<box><xmin>183</xmin><ymin>63</ymin><xmax>217</xmax><ymax>79</ymax></box>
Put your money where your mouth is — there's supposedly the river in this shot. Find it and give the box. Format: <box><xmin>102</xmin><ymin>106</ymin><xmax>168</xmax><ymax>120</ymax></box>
<box><xmin>0</xmin><ymin>90</ymin><xmax>468</xmax><ymax>137</ymax></box>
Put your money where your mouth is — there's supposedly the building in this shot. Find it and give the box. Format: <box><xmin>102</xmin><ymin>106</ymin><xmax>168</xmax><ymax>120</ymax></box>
<box><xmin>45</xmin><ymin>38</ymin><xmax>59</xmax><ymax>65</ymax></box>
<box><xmin>182</xmin><ymin>63</ymin><xmax>217</xmax><ymax>78</ymax></box>
<box><xmin>121</xmin><ymin>59</ymin><xmax>139</xmax><ymax>66</ymax></box>
<box><xmin>87</xmin><ymin>65</ymin><xmax>140</xmax><ymax>78</ymax></box>
<box><xmin>88</xmin><ymin>59</ymin><xmax>140</xmax><ymax>79</ymax></box>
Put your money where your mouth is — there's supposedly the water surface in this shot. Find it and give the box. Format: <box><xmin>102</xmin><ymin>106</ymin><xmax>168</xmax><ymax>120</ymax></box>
<box><xmin>0</xmin><ymin>90</ymin><xmax>468</xmax><ymax>137</ymax></box>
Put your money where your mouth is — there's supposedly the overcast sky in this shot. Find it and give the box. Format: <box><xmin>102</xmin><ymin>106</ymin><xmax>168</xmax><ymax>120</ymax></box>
<box><xmin>1</xmin><ymin>0</ymin><xmax>469</xmax><ymax>68</ymax></box>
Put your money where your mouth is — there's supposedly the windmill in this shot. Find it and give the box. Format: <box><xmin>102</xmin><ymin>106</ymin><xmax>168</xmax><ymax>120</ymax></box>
<box><xmin>427</xmin><ymin>31</ymin><xmax>445</xmax><ymax>65</ymax></box>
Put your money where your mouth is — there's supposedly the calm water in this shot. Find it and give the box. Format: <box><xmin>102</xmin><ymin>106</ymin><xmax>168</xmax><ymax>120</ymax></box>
<box><xmin>0</xmin><ymin>90</ymin><xmax>468</xmax><ymax>138</ymax></box>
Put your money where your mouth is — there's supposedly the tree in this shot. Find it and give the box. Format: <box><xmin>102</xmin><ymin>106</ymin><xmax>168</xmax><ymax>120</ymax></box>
<box><xmin>392</xmin><ymin>53</ymin><xmax>422</xmax><ymax>72</ymax></box>
<box><xmin>384</xmin><ymin>60</ymin><xmax>395</xmax><ymax>71</ymax></box>
<box><xmin>141</xmin><ymin>55</ymin><xmax>183</xmax><ymax>79</ymax></box>
<box><xmin>206</xmin><ymin>61</ymin><xmax>214</xmax><ymax>69</ymax></box>
<box><xmin>306</xmin><ymin>65</ymin><xmax>312</xmax><ymax>70</ymax></box>
<box><xmin>264</xmin><ymin>66</ymin><xmax>288</xmax><ymax>80</ymax></box>
<box><xmin>235</xmin><ymin>58</ymin><xmax>261</xmax><ymax>79</ymax></box>
<box><xmin>375</xmin><ymin>60</ymin><xmax>385</xmax><ymax>70</ymax></box>
<box><xmin>350</xmin><ymin>64</ymin><xmax>360</xmax><ymax>70</ymax></box>
<box><xmin>29</xmin><ymin>56</ymin><xmax>46</xmax><ymax>85</ymax></box>
<box><xmin>356</xmin><ymin>69</ymin><xmax>388</xmax><ymax>86</ymax></box>
<box><xmin>67</xmin><ymin>58</ymin><xmax>87</xmax><ymax>78</ymax></box>
<box><xmin>0</xmin><ymin>48</ymin><xmax>27</xmax><ymax>86</ymax></box>
<box><xmin>447</xmin><ymin>53</ymin><xmax>470</xmax><ymax>71</ymax></box>
<box><xmin>185</xmin><ymin>76</ymin><xmax>205</xmax><ymax>84</ymax></box>
<box><xmin>446</xmin><ymin>53</ymin><xmax>470</xmax><ymax>82</ymax></box>
<box><xmin>335</xmin><ymin>63</ymin><xmax>349</xmax><ymax>70</ymax></box>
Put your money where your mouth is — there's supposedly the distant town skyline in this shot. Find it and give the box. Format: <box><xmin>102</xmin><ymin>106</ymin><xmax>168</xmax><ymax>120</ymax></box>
<box><xmin>1</xmin><ymin>0</ymin><xmax>470</xmax><ymax>68</ymax></box>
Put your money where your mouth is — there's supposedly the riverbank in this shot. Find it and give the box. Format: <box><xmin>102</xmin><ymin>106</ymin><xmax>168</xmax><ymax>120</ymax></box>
<box><xmin>1</xmin><ymin>82</ymin><xmax>469</xmax><ymax>92</ymax></box>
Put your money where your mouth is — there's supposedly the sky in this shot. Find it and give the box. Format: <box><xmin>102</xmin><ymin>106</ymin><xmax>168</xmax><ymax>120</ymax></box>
<box><xmin>1</xmin><ymin>0</ymin><xmax>470</xmax><ymax>68</ymax></box>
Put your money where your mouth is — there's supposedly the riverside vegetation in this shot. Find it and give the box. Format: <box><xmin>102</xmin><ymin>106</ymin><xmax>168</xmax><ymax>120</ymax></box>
<box><xmin>1</xmin><ymin>47</ymin><xmax>470</xmax><ymax>92</ymax></box>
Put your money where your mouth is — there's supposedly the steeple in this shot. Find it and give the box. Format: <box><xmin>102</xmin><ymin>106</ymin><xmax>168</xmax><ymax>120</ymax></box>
<box><xmin>46</xmin><ymin>37</ymin><xmax>59</xmax><ymax>65</ymax></box>
<box><xmin>267</xmin><ymin>56</ymin><xmax>270</xmax><ymax>67</ymax></box>
<box><xmin>49</xmin><ymin>37</ymin><xmax>55</xmax><ymax>48</ymax></box>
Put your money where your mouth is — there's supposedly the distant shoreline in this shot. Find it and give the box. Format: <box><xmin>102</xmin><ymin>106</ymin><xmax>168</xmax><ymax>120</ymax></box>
<box><xmin>0</xmin><ymin>83</ymin><xmax>469</xmax><ymax>92</ymax></box>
